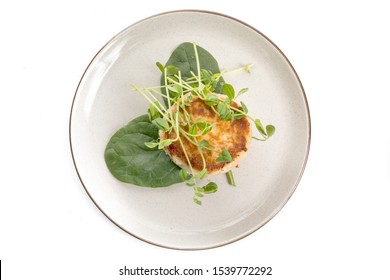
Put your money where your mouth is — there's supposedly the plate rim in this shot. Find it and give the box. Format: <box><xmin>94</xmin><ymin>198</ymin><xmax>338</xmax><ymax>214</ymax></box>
<box><xmin>69</xmin><ymin>9</ymin><xmax>311</xmax><ymax>250</ymax></box>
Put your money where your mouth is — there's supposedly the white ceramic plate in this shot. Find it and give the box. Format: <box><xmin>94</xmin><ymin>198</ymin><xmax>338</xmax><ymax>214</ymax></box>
<box><xmin>70</xmin><ymin>10</ymin><xmax>310</xmax><ymax>250</ymax></box>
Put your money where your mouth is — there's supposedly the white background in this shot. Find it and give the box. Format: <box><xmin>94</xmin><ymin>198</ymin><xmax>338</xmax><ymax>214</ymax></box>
<box><xmin>1</xmin><ymin>0</ymin><xmax>389</xmax><ymax>279</ymax></box>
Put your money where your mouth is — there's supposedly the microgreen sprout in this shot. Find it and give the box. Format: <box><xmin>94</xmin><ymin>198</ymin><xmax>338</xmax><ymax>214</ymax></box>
<box><xmin>216</xmin><ymin>148</ymin><xmax>233</xmax><ymax>163</ymax></box>
<box><xmin>131</xmin><ymin>43</ymin><xmax>275</xmax><ymax>204</ymax></box>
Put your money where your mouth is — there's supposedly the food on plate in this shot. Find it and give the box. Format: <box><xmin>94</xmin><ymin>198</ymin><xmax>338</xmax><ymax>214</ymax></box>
<box><xmin>104</xmin><ymin>114</ymin><xmax>182</xmax><ymax>188</ymax></box>
<box><xmin>159</xmin><ymin>93</ymin><xmax>251</xmax><ymax>176</ymax></box>
<box><xmin>105</xmin><ymin>42</ymin><xmax>275</xmax><ymax>204</ymax></box>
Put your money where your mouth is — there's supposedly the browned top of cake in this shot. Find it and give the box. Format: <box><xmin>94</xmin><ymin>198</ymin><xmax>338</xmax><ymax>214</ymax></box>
<box><xmin>160</xmin><ymin>94</ymin><xmax>251</xmax><ymax>174</ymax></box>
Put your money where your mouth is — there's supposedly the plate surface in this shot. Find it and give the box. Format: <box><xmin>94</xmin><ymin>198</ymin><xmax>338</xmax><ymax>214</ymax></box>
<box><xmin>70</xmin><ymin>10</ymin><xmax>310</xmax><ymax>250</ymax></box>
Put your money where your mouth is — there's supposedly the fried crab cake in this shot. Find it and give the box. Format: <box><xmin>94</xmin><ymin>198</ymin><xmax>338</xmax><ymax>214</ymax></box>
<box><xmin>159</xmin><ymin>93</ymin><xmax>251</xmax><ymax>175</ymax></box>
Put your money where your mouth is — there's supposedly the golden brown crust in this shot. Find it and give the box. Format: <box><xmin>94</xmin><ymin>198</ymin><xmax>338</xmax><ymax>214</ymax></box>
<box><xmin>160</xmin><ymin>94</ymin><xmax>251</xmax><ymax>175</ymax></box>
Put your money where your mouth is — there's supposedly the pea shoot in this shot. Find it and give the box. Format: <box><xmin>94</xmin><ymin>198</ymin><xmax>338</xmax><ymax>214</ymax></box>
<box><xmin>131</xmin><ymin>43</ymin><xmax>275</xmax><ymax>205</ymax></box>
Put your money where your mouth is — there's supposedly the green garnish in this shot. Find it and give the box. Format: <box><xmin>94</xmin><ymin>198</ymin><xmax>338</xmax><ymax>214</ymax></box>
<box><xmin>130</xmin><ymin>42</ymin><xmax>275</xmax><ymax>205</ymax></box>
<box><xmin>105</xmin><ymin>42</ymin><xmax>275</xmax><ymax>205</ymax></box>
<box><xmin>104</xmin><ymin>115</ymin><xmax>182</xmax><ymax>187</ymax></box>
<box><xmin>216</xmin><ymin>148</ymin><xmax>233</xmax><ymax>163</ymax></box>
<box><xmin>226</xmin><ymin>170</ymin><xmax>236</xmax><ymax>187</ymax></box>
<box><xmin>222</xmin><ymin>83</ymin><xmax>235</xmax><ymax>101</ymax></box>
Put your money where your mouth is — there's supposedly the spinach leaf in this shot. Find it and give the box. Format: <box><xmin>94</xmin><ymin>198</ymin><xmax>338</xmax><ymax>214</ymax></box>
<box><xmin>161</xmin><ymin>42</ymin><xmax>225</xmax><ymax>106</ymax></box>
<box><xmin>105</xmin><ymin>43</ymin><xmax>227</xmax><ymax>188</ymax></box>
<box><xmin>104</xmin><ymin>114</ymin><xmax>182</xmax><ymax>188</ymax></box>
